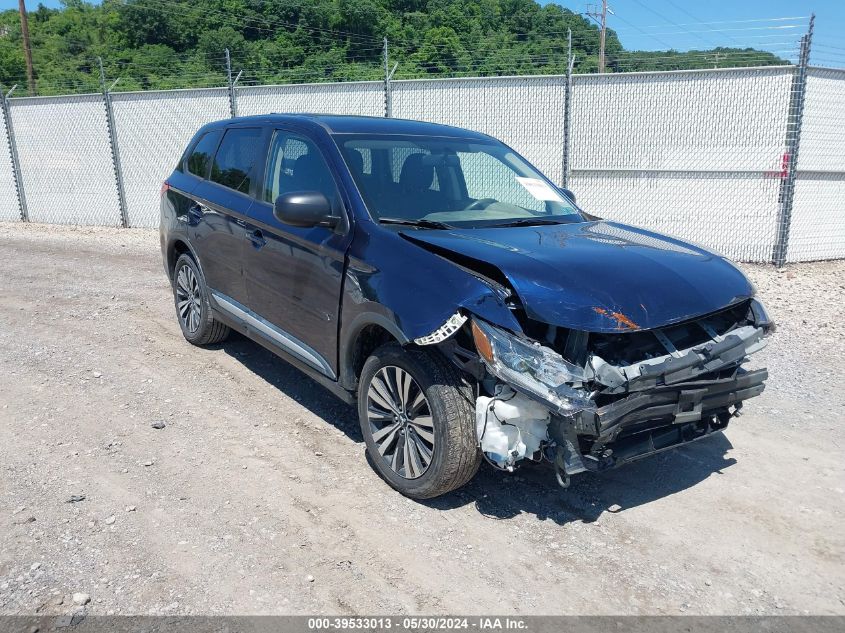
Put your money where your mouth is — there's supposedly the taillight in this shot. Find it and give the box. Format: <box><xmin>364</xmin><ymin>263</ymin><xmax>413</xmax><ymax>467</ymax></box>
<box><xmin>160</xmin><ymin>181</ymin><xmax>171</xmax><ymax>197</ymax></box>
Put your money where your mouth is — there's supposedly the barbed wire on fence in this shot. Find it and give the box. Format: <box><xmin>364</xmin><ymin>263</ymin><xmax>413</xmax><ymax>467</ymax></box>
<box><xmin>0</xmin><ymin>3</ymin><xmax>820</xmax><ymax>98</ymax></box>
<box><xmin>0</xmin><ymin>14</ymin><xmax>842</xmax><ymax>266</ymax></box>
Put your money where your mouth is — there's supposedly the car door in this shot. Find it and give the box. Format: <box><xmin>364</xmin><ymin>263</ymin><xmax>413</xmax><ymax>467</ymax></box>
<box><xmin>242</xmin><ymin>129</ymin><xmax>353</xmax><ymax>379</ymax></box>
<box><xmin>188</xmin><ymin>126</ymin><xmax>266</xmax><ymax>307</ymax></box>
<box><xmin>168</xmin><ymin>128</ymin><xmax>222</xmax><ymax>226</ymax></box>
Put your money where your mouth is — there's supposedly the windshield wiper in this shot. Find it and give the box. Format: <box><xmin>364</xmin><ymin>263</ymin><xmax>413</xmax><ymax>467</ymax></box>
<box><xmin>489</xmin><ymin>218</ymin><xmax>566</xmax><ymax>228</ymax></box>
<box><xmin>379</xmin><ymin>217</ymin><xmax>453</xmax><ymax>230</ymax></box>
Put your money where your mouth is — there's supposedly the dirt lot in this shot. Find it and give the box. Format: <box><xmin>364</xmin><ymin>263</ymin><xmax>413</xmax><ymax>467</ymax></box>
<box><xmin>1</xmin><ymin>221</ymin><xmax>843</xmax><ymax>617</ymax></box>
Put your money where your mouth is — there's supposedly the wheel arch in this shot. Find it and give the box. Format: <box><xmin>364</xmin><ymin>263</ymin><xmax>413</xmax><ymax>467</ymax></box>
<box><xmin>340</xmin><ymin>312</ymin><xmax>410</xmax><ymax>392</ymax></box>
<box><xmin>167</xmin><ymin>238</ymin><xmax>202</xmax><ymax>282</ymax></box>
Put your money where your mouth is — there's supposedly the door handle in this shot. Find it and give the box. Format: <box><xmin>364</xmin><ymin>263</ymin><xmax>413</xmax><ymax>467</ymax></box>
<box><xmin>187</xmin><ymin>203</ymin><xmax>205</xmax><ymax>220</ymax></box>
<box><xmin>246</xmin><ymin>229</ymin><xmax>266</xmax><ymax>249</ymax></box>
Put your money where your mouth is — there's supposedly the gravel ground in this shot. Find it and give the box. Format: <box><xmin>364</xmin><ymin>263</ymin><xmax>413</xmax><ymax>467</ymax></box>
<box><xmin>0</xmin><ymin>221</ymin><xmax>843</xmax><ymax>617</ymax></box>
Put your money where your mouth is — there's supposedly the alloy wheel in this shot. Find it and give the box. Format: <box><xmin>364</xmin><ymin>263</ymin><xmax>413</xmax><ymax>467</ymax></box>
<box><xmin>366</xmin><ymin>365</ymin><xmax>434</xmax><ymax>479</ymax></box>
<box><xmin>175</xmin><ymin>264</ymin><xmax>202</xmax><ymax>334</ymax></box>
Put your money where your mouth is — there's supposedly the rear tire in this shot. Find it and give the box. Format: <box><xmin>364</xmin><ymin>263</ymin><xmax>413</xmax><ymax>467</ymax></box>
<box><xmin>172</xmin><ymin>253</ymin><xmax>230</xmax><ymax>346</ymax></box>
<box><xmin>357</xmin><ymin>343</ymin><xmax>481</xmax><ymax>499</ymax></box>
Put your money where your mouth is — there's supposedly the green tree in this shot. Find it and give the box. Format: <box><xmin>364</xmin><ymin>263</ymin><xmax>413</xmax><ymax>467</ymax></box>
<box><xmin>412</xmin><ymin>26</ymin><xmax>470</xmax><ymax>75</ymax></box>
<box><xmin>0</xmin><ymin>0</ymin><xmax>789</xmax><ymax>96</ymax></box>
<box><xmin>197</xmin><ymin>26</ymin><xmax>247</xmax><ymax>68</ymax></box>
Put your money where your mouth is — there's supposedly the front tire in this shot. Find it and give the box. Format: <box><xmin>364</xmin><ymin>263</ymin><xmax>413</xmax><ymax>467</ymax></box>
<box><xmin>357</xmin><ymin>343</ymin><xmax>481</xmax><ymax>499</ymax></box>
<box><xmin>172</xmin><ymin>254</ymin><xmax>230</xmax><ymax>346</ymax></box>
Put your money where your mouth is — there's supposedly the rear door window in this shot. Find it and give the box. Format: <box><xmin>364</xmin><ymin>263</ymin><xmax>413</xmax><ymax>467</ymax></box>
<box><xmin>210</xmin><ymin>127</ymin><xmax>262</xmax><ymax>194</ymax></box>
<box><xmin>186</xmin><ymin>129</ymin><xmax>222</xmax><ymax>178</ymax></box>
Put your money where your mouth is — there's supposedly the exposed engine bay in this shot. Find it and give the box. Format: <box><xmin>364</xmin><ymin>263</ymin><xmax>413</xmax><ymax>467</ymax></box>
<box><xmin>435</xmin><ymin>297</ymin><xmax>772</xmax><ymax>487</ymax></box>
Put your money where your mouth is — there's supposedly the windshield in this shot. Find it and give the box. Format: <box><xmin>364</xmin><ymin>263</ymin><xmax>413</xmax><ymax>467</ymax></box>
<box><xmin>335</xmin><ymin>134</ymin><xmax>581</xmax><ymax>228</ymax></box>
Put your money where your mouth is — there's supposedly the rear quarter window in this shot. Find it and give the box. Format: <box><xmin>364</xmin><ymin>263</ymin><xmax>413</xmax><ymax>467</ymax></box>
<box><xmin>210</xmin><ymin>127</ymin><xmax>263</xmax><ymax>194</ymax></box>
<box><xmin>186</xmin><ymin>130</ymin><xmax>222</xmax><ymax>178</ymax></box>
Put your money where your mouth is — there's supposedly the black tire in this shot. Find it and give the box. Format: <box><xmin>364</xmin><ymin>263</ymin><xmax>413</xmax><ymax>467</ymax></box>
<box><xmin>172</xmin><ymin>253</ymin><xmax>230</xmax><ymax>346</ymax></box>
<box><xmin>357</xmin><ymin>343</ymin><xmax>481</xmax><ymax>499</ymax></box>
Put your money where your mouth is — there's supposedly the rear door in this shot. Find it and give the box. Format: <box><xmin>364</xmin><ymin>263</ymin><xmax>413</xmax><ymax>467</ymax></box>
<box><xmin>165</xmin><ymin>128</ymin><xmax>222</xmax><ymax>222</ymax></box>
<box><xmin>241</xmin><ymin>129</ymin><xmax>352</xmax><ymax>379</ymax></box>
<box><xmin>189</xmin><ymin>126</ymin><xmax>266</xmax><ymax>306</ymax></box>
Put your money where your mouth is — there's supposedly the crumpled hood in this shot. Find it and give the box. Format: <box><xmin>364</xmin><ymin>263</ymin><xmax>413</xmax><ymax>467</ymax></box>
<box><xmin>401</xmin><ymin>220</ymin><xmax>755</xmax><ymax>333</ymax></box>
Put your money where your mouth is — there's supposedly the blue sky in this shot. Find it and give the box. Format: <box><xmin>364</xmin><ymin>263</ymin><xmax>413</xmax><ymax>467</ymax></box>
<box><xmin>2</xmin><ymin>0</ymin><xmax>842</xmax><ymax>65</ymax></box>
<box><xmin>543</xmin><ymin>1</ymin><xmax>840</xmax><ymax>65</ymax></box>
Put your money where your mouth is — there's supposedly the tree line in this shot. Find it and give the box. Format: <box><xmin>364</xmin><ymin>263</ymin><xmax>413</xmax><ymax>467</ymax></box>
<box><xmin>0</xmin><ymin>0</ymin><xmax>786</xmax><ymax>96</ymax></box>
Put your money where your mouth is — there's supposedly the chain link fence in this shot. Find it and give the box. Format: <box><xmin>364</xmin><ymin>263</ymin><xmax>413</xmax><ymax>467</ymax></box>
<box><xmin>568</xmin><ymin>66</ymin><xmax>794</xmax><ymax>262</ymax></box>
<box><xmin>787</xmin><ymin>66</ymin><xmax>845</xmax><ymax>262</ymax></box>
<box><xmin>0</xmin><ymin>97</ymin><xmax>19</xmax><ymax>222</ymax></box>
<box><xmin>237</xmin><ymin>81</ymin><xmax>384</xmax><ymax>118</ymax></box>
<box><xmin>0</xmin><ymin>64</ymin><xmax>843</xmax><ymax>264</ymax></box>
<box><xmin>9</xmin><ymin>94</ymin><xmax>120</xmax><ymax>226</ymax></box>
<box><xmin>111</xmin><ymin>88</ymin><xmax>231</xmax><ymax>228</ymax></box>
<box><xmin>392</xmin><ymin>76</ymin><xmax>567</xmax><ymax>185</ymax></box>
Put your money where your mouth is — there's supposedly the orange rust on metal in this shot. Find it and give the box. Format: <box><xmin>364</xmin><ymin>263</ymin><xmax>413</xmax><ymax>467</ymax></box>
<box><xmin>593</xmin><ymin>306</ymin><xmax>639</xmax><ymax>330</ymax></box>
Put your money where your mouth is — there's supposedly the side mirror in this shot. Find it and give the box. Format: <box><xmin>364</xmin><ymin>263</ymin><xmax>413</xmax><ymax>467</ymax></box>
<box><xmin>559</xmin><ymin>188</ymin><xmax>576</xmax><ymax>204</ymax></box>
<box><xmin>274</xmin><ymin>191</ymin><xmax>338</xmax><ymax>228</ymax></box>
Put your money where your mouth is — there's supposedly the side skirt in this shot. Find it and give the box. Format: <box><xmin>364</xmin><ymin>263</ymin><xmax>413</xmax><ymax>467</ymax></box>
<box><xmin>210</xmin><ymin>303</ymin><xmax>356</xmax><ymax>406</ymax></box>
<box><xmin>211</xmin><ymin>290</ymin><xmax>335</xmax><ymax>378</ymax></box>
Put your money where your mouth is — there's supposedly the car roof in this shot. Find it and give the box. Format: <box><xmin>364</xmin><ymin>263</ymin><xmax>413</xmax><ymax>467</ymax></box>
<box><xmin>204</xmin><ymin>113</ymin><xmax>493</xmax><ymax>140</ymax></box>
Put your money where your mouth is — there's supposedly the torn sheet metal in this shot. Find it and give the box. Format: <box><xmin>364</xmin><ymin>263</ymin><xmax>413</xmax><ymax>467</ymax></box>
<box><xmin>590</xmin><ymin>324</ymin><xmax>767</xmax><ymax>394</ymax></box>
<box><xmin>342</xmin><ymin>225</ymin><xmax>524</xmax><ymax>351</ymax></box>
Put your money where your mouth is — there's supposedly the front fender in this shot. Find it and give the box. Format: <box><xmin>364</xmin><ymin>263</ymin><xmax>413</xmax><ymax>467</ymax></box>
<box><xmin>338</xmin><ymin>223</ymin><xmax>522</xmax><ymax>386</ymax></box>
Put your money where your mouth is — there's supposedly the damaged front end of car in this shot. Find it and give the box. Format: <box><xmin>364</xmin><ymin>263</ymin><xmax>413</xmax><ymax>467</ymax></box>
<box><xmin>422</xmin><ymin>297</ymin><xmax>772</xmax><ymax>488</ymax></box>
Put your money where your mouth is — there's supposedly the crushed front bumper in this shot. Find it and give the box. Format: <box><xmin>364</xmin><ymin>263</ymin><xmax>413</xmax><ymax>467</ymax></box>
<box><xmin>594</xmin><ymin>366</ymin><xmax>768</xmax><ymax>442</ymax></box>
<box><xmin>546</xmin><ymin>322</ymin><xmax>769</xmax><ymax>484</ymax></box>
<box><xmin>549</xmin><ymin>366</ymin><xmax>768</xmax><ymax>480</ymax></box>
<box><xmin>466</xmin><ymin>311</ymin><xmax>770</xmax><ymax>485</ymax></box>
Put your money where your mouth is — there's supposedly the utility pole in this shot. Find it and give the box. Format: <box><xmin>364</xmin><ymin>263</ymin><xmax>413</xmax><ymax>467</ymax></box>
<box><xmin>599</xmin><ymin>0</ymin><xmax>606</xmax><ymax>74</ymax></box>
<box><xmin>586</xmin><ymin>0</ymin><xmax>608</xmax><ymax>73</ymax></box>
<box><xmin>18</xmin><ymin>0</ymin><xmax>36</xmax><ymax>95</ymax></box>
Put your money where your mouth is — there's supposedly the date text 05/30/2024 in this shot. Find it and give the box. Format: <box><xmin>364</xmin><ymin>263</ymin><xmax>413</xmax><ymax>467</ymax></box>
<box><xmin>307</xmin><ymin>617</ymin><xmax>528</xmax><ymax>630</ymax></box>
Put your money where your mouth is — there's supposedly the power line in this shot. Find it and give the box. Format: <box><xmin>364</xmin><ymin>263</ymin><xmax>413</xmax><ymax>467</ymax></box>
<box><xmin>0</xmin><ymin>0</ymin><xmax>810</xmax><ymax>96</ymax></box>
<box><xmin>608</xmin><ymin>11</ymin><xmax>675</xmax><ymax>50</ymax></box>
<box><xmin>625</xmin><ymin>0</ymin><xmax>717</xmax><ymax>49</ymax></box>
<box><xmin>620</xmin><ymin>24</ymin><xmax>804</xmax><ymax>37</ymax></box>
<box><xmin>634</xmin><ymin>16</ymin><xmax>810</xmax><ymax>28</ymax></box>
<box><xmin>657</xmin><ymin>1</ymin><xmax>745</xmax><ymax>50</ymax></box>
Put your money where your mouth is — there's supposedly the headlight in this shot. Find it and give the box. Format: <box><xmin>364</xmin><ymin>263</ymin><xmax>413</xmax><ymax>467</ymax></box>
<box><xmin>749</xmin><ymin>297</ymin><xmax>775</xmax><ymax>334</ymax></box>
<box><xmin>470</xmin><ymin>318</ymin><xmax>593</xmax><ymax>415</ymax></box>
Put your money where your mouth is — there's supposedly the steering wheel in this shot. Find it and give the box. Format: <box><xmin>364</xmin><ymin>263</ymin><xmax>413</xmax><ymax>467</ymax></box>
<box><xmin>465</xmin><ymin>198</ymin><xmax>497</xmax><ymax>211</ymax></box>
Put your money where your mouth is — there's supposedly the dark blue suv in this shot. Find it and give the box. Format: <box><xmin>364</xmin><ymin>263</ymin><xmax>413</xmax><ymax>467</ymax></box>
<box><xmin>160</xmin><ymin>114</ymin><xmax>771</xmax><ymax>499</ymax></box>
